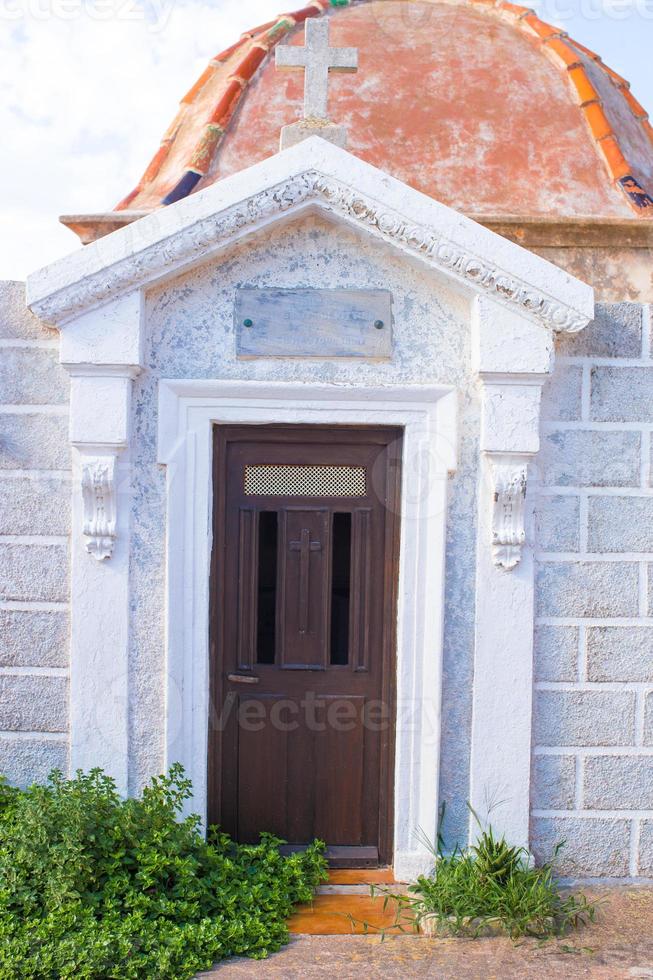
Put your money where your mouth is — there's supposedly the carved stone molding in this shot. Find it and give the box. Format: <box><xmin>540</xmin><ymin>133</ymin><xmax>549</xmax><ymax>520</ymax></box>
<box><xmin>29</xmin><ymin>170</ymin><xmax>591</xmax><ymax>334</ymax></box>
<box><xmin>488</xmin><ymin>455</ymin><xmax>530</xmax><ymax>570</ymax></box>
<box><xmin>80</xmin><ymin>453</ymin><xmax>118</xmax><ymax>560</ymax></box>
<box><xmin>312</xmin><ymin>176</ymin><xmax>589</xmax><ymax>334</ymax></box>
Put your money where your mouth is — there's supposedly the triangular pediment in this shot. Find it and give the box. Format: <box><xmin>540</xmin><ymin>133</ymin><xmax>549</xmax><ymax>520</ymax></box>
<box><xmin>27</xmin><ymin>137</ymin><xmax>593</xmax><ymax>332</ymax></box>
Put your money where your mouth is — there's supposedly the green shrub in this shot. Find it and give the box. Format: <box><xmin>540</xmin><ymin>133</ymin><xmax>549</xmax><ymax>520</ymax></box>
<box><xmin>0</xmin><ymin>765</ymin><xmax>327</xmax><ymax>979</ymax></box>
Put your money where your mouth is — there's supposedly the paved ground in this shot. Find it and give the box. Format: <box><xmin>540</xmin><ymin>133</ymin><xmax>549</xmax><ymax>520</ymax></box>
<box><xmin>200</xmin><ymin>886</ymin><xmax>653</xmax><ymax>979</ymax></box>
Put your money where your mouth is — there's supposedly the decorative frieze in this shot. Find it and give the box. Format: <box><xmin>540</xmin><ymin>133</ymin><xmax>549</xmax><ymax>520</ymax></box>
<box><xmin>80</xmin><ymin>454</ymin><xmax>117</xmax><ymax>561</ymax></box>
<box><xmin>28</xmin><ymin>169</ymin><xmax>591</xmax><ymax>336</ymax></box>
<box><xmin>488</xmin><ymin>456</ymin><xmax>529</xmax><ymax>570</ymax></box>
<box><xmin>312</xmin><ymin>175</ymin><xmax>589</xmax><ymax>334</ymax></box>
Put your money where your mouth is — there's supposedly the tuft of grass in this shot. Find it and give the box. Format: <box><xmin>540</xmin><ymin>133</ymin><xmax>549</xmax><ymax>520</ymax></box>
<box><xmin>370</xmin><ymin>807</ymin><xmax>597</xmax><ymax>941</ymax></box>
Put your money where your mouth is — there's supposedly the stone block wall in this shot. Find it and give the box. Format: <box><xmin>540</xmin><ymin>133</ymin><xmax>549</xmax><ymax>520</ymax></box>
<box><xmin>0</xmin><ymin>281</ymin><xmax>70</xmax><ymax>783</ymax></box>
<box><xmin>532</xmin><ymin>303</ymin><xmax>653</xmax><ymax>877</ymax></box>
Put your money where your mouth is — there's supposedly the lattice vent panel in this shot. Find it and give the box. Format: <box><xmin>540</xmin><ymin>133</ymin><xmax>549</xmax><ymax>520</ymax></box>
<box><xmin>244</xmin><ymin>464</ymin><xmax>366</xmax><ymax>497</ymax></box>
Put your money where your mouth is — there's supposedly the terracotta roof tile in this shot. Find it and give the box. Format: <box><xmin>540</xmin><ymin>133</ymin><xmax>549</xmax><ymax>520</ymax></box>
<box><xmin>596</xmin><ymin>134</ymin><xmax>631</xmax><ymax>181</ymax></box>
<box><xmin>544</xmin><ymin>37</ymin><xmax>581</xmax><ymax>71</ymax></box>
<box><xmin>207</xmin><ymin>78</ymin><xmax>245</xmax><ymax>126</ymax></box>
<box><xmin>539</xmin><ymin>33</ymin><xmax>653</xmax><ymax>212</ymax></box>
<box><xmin>567</xmin><ymin>64</ymin><xmax>601</xmax><ymax>106</ymax></box>
<box><xmin>114</xmin><ymin>0</ymin><xmax>653</xmax><ymax>219</ymax></box>
<box><xmin>182</xmin><ymin>65</ymin><xmax>220</xmax><ymax>105</ymax></box>
<box><xmin>214</xmin><ymin>32</ymin><xmax>268</xmax><ymax>62</ymax></box>
<box><xmin>623</xmin><ymin>88</ymin><xmax>649</xmax><ymax>121</ymax></box>
<box><xmin>569</xmin><ymin>39</ymin><xmax>602</xmax><ymax>63</ymax></box>
<box><xmin>495</xmin><ymin>2</ymin><xmax>531</xmax><ymax>19</ymax></box>
<box><xmin>187</xmin><ymin>124</ymin><xmax>225</xmax><ymax>175</ymax></box>
<box><xmin>520</xmin><ymin>11</ymin><xmax>564</xmax><ymax>40</ymax></box>
<box><xmin>582</xmin><ymin>101</ymin><xmax>613</xmax><ymax>143</ymax></box>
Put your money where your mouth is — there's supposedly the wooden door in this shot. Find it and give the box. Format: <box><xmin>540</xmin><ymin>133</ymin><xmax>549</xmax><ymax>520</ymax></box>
<box><xmin>209</xmin><ymin>425</ymin><xmax>402</xmax><ymax>866</ymax></box>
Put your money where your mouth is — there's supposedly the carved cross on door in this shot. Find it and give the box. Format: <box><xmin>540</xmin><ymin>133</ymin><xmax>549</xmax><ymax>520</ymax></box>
<box><xmin>276</xmin><ymin>18</ymin><xmax>358</xmax><ymax>121</ymax></box>
<box><xmin>289</xmin><ymin>528</ymin><xmax>322</xmax><ymax>633</ymax></box>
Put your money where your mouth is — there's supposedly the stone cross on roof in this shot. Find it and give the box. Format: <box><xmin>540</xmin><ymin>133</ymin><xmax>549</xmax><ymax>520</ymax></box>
<box><xmin>276</xmin><ymin>18</ymin><xmax>358</xmax><ymax>150</ymax></box>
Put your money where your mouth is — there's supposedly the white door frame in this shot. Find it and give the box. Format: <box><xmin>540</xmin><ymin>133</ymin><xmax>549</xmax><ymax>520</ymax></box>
<box><xmin>157</xmin><ymin>379</ymin><xmax>457</xmax><ymax>881</ymax></box>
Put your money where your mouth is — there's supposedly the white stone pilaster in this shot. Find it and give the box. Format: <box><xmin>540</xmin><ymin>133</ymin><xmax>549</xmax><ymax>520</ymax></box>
<box><xmin>61</xmin><ymin>292</ymin><xmax>143</xmax><ymax>795</ymax></box>
<box><xmin>469</xmin><ymin>297</ymin><xmax>552</xmax><ymax>848</ymax></box>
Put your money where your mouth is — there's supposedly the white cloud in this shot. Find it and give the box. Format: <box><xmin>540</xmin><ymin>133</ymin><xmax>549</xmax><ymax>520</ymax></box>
<box><xmin>0</xmin><ymin>0</ymin><xmax>272</xmax><ymax>279</ymax></box>
<box><xmin>1</xmin><ymin>1</ymin><xmax>652</xmax><ymax>281</ymax></box>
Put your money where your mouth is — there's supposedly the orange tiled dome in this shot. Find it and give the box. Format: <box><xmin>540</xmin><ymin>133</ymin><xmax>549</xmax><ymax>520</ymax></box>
<box><xmin>117</xmin><ymin>0</ymin><xmax>653</xmax><ymax>219</ymax></box>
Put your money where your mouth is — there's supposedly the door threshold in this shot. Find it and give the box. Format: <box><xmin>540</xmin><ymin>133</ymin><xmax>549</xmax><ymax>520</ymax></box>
<box><xmin>327</xmin><ymin>867</ymin><xmax>395</xmax><ymax>885</ymax></box>
<box><xmin>278</xmin><ymin>844</ymin><xmax>380</xmax><ymax>868</ymax></box>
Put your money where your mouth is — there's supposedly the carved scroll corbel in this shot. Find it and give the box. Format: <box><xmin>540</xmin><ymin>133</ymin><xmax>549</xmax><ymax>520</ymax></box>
<box><xmin>489</xmin><ymin>457</ymin><xmax>529</xmax><ymax>570</ymax></box>
<box><xmin>80</xmin><ymin>454</ymin><xmax>118</xmax><ymax>560</ymax></box>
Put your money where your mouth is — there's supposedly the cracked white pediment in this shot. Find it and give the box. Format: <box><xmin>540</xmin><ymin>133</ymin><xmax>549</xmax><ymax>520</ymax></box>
<box><xmin>26</xmin><ymin>136</ymin><xmax>593</xmax><ymax>333</ymax></box>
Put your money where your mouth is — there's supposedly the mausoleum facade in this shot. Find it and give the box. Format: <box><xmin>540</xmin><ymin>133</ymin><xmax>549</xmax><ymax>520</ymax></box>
<box><xmin>2</xmin><ymin>0</ymin><xmax>653</xmax><ymax>879</ymax></box>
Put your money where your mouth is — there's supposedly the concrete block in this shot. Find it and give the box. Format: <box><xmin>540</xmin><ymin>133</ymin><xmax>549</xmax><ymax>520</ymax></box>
<box><xmin>0</xmin><ymin>349</ymin><xmax>68</xmax><ymax>405</ymax></box>
<box><xmin>540</xmin><ymin>365</ymin><xmax>582</xmax><ymax>422</ymax></box>
<box><xmin>533</xmin><ymin>691</ymin><xmax>636</xmax><ymax>747</ymax></box>
<box><xmin>535</xmin><ymin>562</ymin><xmax>639</xmax><ymax>618</ymax></box>
<box><xmin>0</xmin><ymin>737</ymin><xmax>68</xmax><ymax>786</ymax></box>
<box><xmin>556</xmin><ymin>303</ymin><xmax>643</xmax><ymax>358</ymax></box>
<box><xmin>535</xmin><ymin>495</ymin><xmax>579</xmax><ymax>551</ymax></box>
<box><xmin>0</xmin><ymin>414</ymin><xmax>70</xmax><ymax>470</ymax></box>
<box><xmin>639</xmin><ymin>821</ymin><xmax>653</xmax><ymax>875</ymax></box>
<box><xmin>0</xmin><ymin>610</ymin><xmax>69</xmax><ymax>668</ymax></box>
<box><xmin>534</xmin><ymin>624</ymin><xmax>578</xmax><ymax>682</ymax></box>
<box><xmin>645</xmin><ymin>693</ymin><xmax>653</xmax><ymax>747</ymax></box>
<box><xmin>537</xmin><ymin>430</ymin><xmax>640</xmax><ymax>488</ymax></box>
<box><xmin>587</xmin><ymin>627</ymin><xmax>653</xmax><ymax>682</ymax></box>
<box><xmin>0</xmin><ymin>544</ymin><xmax>69</xmax><ymax>602</ymax></box>
<box><xmin>591</xmin><ymin>366</ymin><xmax>653</xmax><ymax>423</ymax></box>
<box><xmin>0</xmin><ymin>280</ymin><xmax>56</xmax><ymax>341</ymax></box>
<box><xmin>583</xmin><ymin>756</ymin><xmax>653</xmax><ymax>810</ymax></box>
<box><xmin>588</xmin><ymin>496</ymin><xmax>653</xmax><ymax>553</ymax></box>
<box><xmin>531</xmin><ymin>817</ymin><xmax>630</xmax><ymax>876</ymax></box>
<box><xmin>532</xmin><ymin>754</ymin><xmax>576</xmax><ymax>810</ymax></box>
<box><xmin>0</xmin><ymin>477</ymin><xmax>70</xmax><ymax>535</ymax></box>
<box><xmin>0</xmin><ymin>675</ymin><xmax>68</xmax><ymax>732</ymax></box>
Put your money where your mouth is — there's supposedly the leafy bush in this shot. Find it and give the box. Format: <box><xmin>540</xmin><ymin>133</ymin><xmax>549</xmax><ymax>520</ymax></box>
<box><xmin>370</xmin><ymin>817</ymin><xmax>596</xmax><ymax>941</ymax></box>
<box><xmin>0</xmin><ymin>765</ymin><xmax>327</xmax><ymax>979</ymax></box>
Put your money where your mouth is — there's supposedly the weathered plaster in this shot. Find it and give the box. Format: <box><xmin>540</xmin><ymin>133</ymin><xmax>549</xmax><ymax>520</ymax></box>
<box><xmin>196</xmin><ymin>3</ymin><xmax>633</xmax><ymax>220</ymax></box>
<box><xmin>533</xmin><ymin>247</ymin><xmax>653</xmax><ymax>305</ymax></box>
<box><xmin>132</xmin><ymin>215</ymin><xmax>478</xmax><ymax>851</ymax></box>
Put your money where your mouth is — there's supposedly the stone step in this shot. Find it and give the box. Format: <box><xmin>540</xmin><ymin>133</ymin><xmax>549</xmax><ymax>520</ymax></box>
<box><xmin>326</xmin><ymin>868</ymin><xmax>397</xmax><ymax>885</ymax></box>
<box><xmin>288</xmin><ymin>892</ymin><xmax>413</xmax><ymax>936</ymax></box>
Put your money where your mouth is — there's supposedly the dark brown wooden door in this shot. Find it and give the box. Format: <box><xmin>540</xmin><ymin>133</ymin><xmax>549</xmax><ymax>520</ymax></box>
<box><xmin>209</xmin><ymin>425</ymin><xmax>402</xmax><ymax>866</ymax></box>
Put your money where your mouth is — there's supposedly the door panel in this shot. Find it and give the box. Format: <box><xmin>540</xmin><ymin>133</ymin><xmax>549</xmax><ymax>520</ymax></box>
<box><xmin>236</xmin><ymin>695</ymin><xmax>289</xmax><ymax>842</ymax></box>
<box><xmin>278</xmin><ymin>509</ymin><xmax>330</xmax><ymax>669</ymax></box>
<box><xmin>313</xmin><ymin>696</ymin><xmax>365</xmax><ymax>846</ymax></box>
<box><xmin>209</xmin><ymin>425</ymin><xmax>402</xmax><ymax>866</ymax></box>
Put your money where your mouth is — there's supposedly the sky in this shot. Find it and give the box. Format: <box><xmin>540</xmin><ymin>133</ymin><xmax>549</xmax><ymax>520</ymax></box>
<box><xmin>1</xmin><ymin>0</ymin><xmax>652</xmax><ymax>281</ymax></box>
